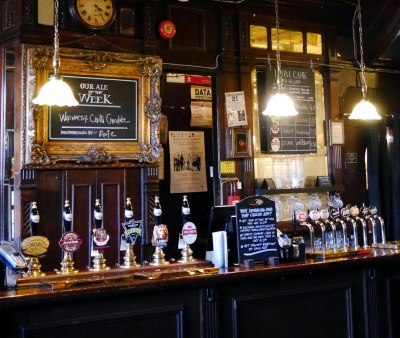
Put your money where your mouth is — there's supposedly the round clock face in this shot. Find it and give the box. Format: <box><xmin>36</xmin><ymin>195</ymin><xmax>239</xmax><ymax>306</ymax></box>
<box><xmin>70</xmin><ymin>0</ymin><xmax>116</xmax><ymax>30</ymax></box>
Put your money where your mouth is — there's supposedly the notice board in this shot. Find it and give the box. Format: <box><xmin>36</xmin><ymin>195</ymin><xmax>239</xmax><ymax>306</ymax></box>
<box><xmin>235</xmin><ymin>196</ymin><xmax>278</xmax><ymax>263</ymax></box>
<box><xmin>258</xmin><ymin>66</ymin><xmax>317</xmax><ymax>153</ymax></box>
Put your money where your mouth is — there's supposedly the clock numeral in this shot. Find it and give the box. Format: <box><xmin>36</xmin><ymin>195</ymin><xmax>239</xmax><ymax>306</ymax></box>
<box><xmin>81</xmin><ymin>10</ymin><xmax>87</xmax><ymax>16</ymax></box>
<box><xmin>87</xmin><ymin>15</ymin><xmax>92</xmax><ymax>22</ymax></box>
<box><xmin>105</xmin><ymin>12</ymin><xmax>110</xmax><ymax>17</ymax></box>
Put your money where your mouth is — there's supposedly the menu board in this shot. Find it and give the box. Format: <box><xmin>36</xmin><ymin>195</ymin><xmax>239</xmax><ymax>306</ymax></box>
<box><xmin>258</xmin><ymin>66</ymin><xmax>317</xmax><ymax>153</ymax></box>
<box><xmin>235</xmin><ymin>196</ymin><xmax>278</xmax><ymax>264</ymax></box>
<box><xmin>49</xmin><ymin>75</ymin><xmax>138</xmax><ymax>141</ymax></box>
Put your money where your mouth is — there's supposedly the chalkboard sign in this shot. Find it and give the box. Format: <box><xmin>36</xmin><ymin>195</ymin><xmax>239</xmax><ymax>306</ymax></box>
<box><xmin>49</xmin><ymin>75</ymin><xmax>138</xmax><ymax>141</ymax></box>
<box><xmin>316</xmin><ymin>176</ymin><xmax>332</xmax><ymax>187</ymax></box>
<box><xmin>235</xmin><ymin>196</ymin><xmax>278</xmax><ymax>264</ymax></box>
<box><xmin>258</xmin><ymin>66</ymin><xmax>317</xmax><ymax>153</ymax></box>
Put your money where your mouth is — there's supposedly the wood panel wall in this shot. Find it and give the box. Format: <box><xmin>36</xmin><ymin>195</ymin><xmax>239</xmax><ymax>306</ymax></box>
<box><xmin>20</xmin><ymin>167</ymin><xmax>159</xmax><ymax>271</ymax></box>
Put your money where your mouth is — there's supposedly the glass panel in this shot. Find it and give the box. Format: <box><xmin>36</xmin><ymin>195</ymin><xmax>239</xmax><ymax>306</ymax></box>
<box><xmin>271</xmin><ymin>28</ymin><xmax>303</xmax><ymax>53</ymax></box>
<box><xmin>250</xmin><ymin>25</ymin><xmax>268</xmax><ymax>49</ymax></box>
<box><xmin>307</xmin><ymin>32</ymin><xmax>322</xmax><ymax>55</ymax></box>
<box><xmin>252</xmin><ymin>67</ymin><xmax>327</xmax><ymax>221</ymax></box>
<box><xmin>37</xmin><ymin>0</ymin><xmax>54</xmax><ymax>26</ymax></box>
<box><xmin>1</xmin><ymin>48</ymin><xmax>15</xmax><ymax>241</ymax></box>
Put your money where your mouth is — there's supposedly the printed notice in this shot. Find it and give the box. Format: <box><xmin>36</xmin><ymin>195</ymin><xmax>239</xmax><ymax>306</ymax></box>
<box><xmin>169</xmin><ymin>131</ymin><xmax>207</xmax><ymax>193</ymax></box>
<box><xmin>225</xmin><ymin>91</ymin><xmax>248</xmax><ymax>127</ymax></box>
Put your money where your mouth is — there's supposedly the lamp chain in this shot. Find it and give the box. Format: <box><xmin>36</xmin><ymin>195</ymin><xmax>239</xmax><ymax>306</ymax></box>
<box><xmin>275</xmin><ymin>0</ymin><xmax>282</xmax><ymax>91</ymax></box>
<box><xmin>53</xmin><ymin>0</ymin><xmax>60</xmax><ymax>77</ymax></box>
<box><xmin>357</xmin><ymin>0</ymin><xmax>367</xmax><ymax>100</ymax></box>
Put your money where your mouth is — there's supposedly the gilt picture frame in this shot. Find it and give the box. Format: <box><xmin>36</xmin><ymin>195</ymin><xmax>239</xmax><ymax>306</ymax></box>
<box><xmin>22</xmin><ymin>45</ymin><xmax>162</xmax><ymax>168</ymax></box>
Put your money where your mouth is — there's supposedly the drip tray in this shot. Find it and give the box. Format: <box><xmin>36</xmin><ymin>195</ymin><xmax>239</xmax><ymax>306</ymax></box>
<box><xmin>306</xmin><ymin>248</ymin><xmax>371</xmax><ymax>260</ymax></box>
<box><xmin>133</xmin><ymin>267</ymin><xmax>220</xmax><ymax>280</ymax></box>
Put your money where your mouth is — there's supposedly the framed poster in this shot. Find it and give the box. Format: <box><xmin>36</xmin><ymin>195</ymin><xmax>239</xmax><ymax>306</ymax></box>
<box><xmin>225</xmin><ymin>128</ymin><xmax>252</xmax><ymax>158</ymax></box>
<box><xmin>22</xmin><ymin>45</ymin><xmax>162</xmax><ymax>167</ymax></box>
<box><xmin>329</xmin><ymin>120</ymin><xmax>345</xmax><ymax>145</ymax></box>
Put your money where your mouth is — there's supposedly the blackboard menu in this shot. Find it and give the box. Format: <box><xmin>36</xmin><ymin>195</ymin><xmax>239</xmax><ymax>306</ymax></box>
<box><xmin>235</xmin><ymin>196</ymin><xmax>278</xmax><ymax>264</ymax></box>
<box><xmin>258</xmin><ymin>66</ymin><xmax>317</xmax><ymax>153</ymax></box>
<box><xmin>49</xmin><ymin>75</ymin><xmax>138</xmax><ymax>141</ymax></box>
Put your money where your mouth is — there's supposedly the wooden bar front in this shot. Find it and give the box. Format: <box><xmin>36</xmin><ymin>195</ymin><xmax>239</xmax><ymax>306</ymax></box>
<box><xmin>1</xmin><ymin>252</ymin><xmax>400</xmax><ymax>338</ymax></box>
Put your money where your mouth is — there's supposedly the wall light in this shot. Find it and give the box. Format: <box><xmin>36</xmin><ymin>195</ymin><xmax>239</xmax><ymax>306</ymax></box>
<box><xmin>32</xmin><ymin>0</ymin><xmax>78</xmax><ymax>107</ymax></box>
<box><xmin>262</xmin><ymin>0</ymin><xmax>298</xmax><ymax>117</ymax></box>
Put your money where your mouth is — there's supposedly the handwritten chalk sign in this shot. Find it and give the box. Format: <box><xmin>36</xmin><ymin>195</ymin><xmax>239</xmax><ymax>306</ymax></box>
<box><xmin>235</xmin><ymin>196</ymin><xmax>278</xmax><ymax>264</ymax></box>
<box><xmin>49</xmin><ymin>75</ymin><xmax>138</xmax><ymax>141</ymax></box>
<box><xmin>258</xmin><ymin>66</ymin><xmax>317</xmax><ymax>153</ymax></box>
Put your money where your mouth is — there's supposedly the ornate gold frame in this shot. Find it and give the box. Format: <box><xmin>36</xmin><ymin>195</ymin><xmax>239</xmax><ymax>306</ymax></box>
<box><xmin>22</xmin><ymin>45</ymin><xmax>162</xmax><ymax>168</ymax></box>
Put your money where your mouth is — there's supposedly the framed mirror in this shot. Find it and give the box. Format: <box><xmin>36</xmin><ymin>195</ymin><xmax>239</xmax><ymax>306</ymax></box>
<box><xmin>22</xmin><ymin>45</ymin><xmax>162</xmax><ymax>168</ymax></box>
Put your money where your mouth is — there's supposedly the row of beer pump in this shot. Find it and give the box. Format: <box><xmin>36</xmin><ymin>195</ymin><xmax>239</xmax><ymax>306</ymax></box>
<box><xmin>0</xmin><ymin>195</ymin><xmax>198</xmax><ymax>278</ymax></box>
<box><xmin>289</xmin><ymin>195</ymin><xmax>386</xmax><ymax>257</ymax></box>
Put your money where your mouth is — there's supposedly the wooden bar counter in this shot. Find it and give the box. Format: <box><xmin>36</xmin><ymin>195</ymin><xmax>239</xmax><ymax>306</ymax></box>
<box><xmin>1</xmin><ymin>250</ymin><xmax>400</xmax><ymax>338</ymax></box>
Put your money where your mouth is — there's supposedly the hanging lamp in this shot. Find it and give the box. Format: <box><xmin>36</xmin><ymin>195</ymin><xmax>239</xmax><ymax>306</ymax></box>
<box><xmin>32</xmin><ymin>0</ymin><xmax>78</xmax><ymax>107</ymax></box>
<box><xmin>262</xmin><ymin>0</ymin><xmax>298</xmax><ymax>117</ymax></box>
<box><xmin>349</xmin><ymin>0</ymin><xmax>380</xmax><ymax>120</ymax></box>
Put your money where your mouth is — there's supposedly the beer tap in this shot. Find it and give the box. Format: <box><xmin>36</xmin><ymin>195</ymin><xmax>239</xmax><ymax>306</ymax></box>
<box><xmin>320</xmin><ymin>209</ymin><xmax>338</xmax><ymax>253</ymax></box>
<box><xmin>340</xmin><ymin>206</ymin><xmax>359</xmax><ymax>250</ymax></box>
<box><xmin>330</xmin><ymin>208</ymin><xmax>348</xmax><ymax>252</ymax></box>
<box><xmin>349</xmin><ymin>205</ymin><xmax>369</xmax><ymax>249</ymax></box>
<box><xmin>360</xmin><ymin>204</ymin><xmax>377</xmax><ymax>245</ymax></box>
<box><xmin>308</xmin><ymin>209</ymin><xmax>324</xmax><ymax>252</ymax></box>
<box><xmin>368</xmin><ymin>206</ymin><xmax>386</xmax><ymax>244</ymax></box>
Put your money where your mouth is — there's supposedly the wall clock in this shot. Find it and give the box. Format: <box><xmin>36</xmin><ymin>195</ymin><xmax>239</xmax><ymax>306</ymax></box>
<box><xmin>69</xmin><ymin>0</ymin><xmax>116</xmax><ymax>31</ymax></box>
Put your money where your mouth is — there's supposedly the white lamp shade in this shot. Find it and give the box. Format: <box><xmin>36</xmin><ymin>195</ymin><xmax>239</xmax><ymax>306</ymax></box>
<box><xmin>349</xmin><ymin>99</ymin><xmax>381</xmax><ymax>120</ymax></box>
<box><xmin>33</xmin><ymin>77</ymin><xmax>79</xmax><ymax>107</ymax></box>
<box><xmin>262</xmin><ymin>92</ymin><xmax>298</xmax><ymax>117</ymax></box>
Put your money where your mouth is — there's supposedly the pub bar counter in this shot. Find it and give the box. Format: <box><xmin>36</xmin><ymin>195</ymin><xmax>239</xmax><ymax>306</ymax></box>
<box><xmin>1</xmin><ymin>250</ymin><xmax>400</xmax><ymax>338</ymax></box>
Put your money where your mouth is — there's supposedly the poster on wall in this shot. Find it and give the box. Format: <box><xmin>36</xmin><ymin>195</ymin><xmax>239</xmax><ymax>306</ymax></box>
<box><xmin>225</xmin><ymin>91</ymin><xmax>248</xmax><ymax>127</ymax></box>
<box><xmin>169</xmin><ymin>131</ymin><xmax>207</xmax><ymax>193</ymax></box>
<box><xmin>259</xmin><ymin>66</ymin><xmax>317</xmax><ymax>153</ymax></box>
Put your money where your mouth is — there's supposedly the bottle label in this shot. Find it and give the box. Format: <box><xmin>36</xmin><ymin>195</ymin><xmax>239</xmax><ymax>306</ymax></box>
<box><xmin>30</xmin><ymin>214</ymin><xmax>40</xmax><ymax>223</ymax></box>
<box><xmin>63</xmin><ymin>212</ymin><xmax>73</xmax><ymax>222</ymax></box>
<box><xmin>94</xmin><ymin>211</ymin><xmax>103</xmax><ymax>220</ymax></box>
<box><xmin>182</xmin><ymin>207</ymin><xmax>190</xmax><ymax>215</ymax></box>
<box><xmin>154</xmin><ymin>209</ymin><xmax>162</xmax><ymax>217</ymax></box>
<box><xmin>125</xmin><ymin>210</ymin><xmax>134</xmax><ymax>218</ymax></box>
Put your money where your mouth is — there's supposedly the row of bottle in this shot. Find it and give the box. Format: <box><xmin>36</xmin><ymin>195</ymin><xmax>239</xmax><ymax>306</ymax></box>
<box><xmin>292</xmin><ymin>204</ymin><xmax>386</xmax><ymax>253</ymax></box>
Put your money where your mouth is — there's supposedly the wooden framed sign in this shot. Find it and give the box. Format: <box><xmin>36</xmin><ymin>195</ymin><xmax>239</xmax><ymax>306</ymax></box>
<box><xmin>22</xmin><ymin>45</ymin><xmax>162</xmax><ymax>167</ymax></box>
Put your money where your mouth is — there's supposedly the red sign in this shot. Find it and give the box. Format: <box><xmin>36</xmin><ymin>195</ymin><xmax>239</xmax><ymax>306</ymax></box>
<box><xmin>59</xmin><ymin>231</ymin><xmax>82</xmax><ymax>253</ymax></box>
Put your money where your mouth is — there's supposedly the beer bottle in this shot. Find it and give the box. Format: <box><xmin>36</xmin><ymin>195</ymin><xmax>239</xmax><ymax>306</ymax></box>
<box><xmin>94</xmin><ymin>199</ymin><xmax>103</xmax><ymax>229</ymax></box>
<box><xmin>30</xmin><ymin>201</ymin><xmax>40</xmax><ymax>236</ymax></box>
<box><xmin>153</xmin><ymin>196</ymin><xmax>162</xmax><ymax>226</ymax></box>
<box><xmin>63</xmin><ymin>200</ymin><xmax>72</xmax><ymax>233</ymax></box>
<box><xmin>125</xmin><ymin>197</ymin><xmax>134</xmax><ymax>222</ymax></box>
<box><xmin>182</xmin><ymin>195</ymin><xmax>190</xmax><ymax>225</ymax></box>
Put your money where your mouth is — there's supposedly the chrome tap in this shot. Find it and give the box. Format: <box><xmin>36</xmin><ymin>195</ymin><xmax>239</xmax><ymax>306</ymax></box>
<box><xmin>330</xmin><ymin>208</ymin><xmax>348</xmax><ymax>252</ymax></box>
<box><xmin>368</xmin><ymin>206</ymin><xmax>386</xmax><ymax>244</ymax></box>
<box><xmin>340</xmin><ymin>206</ymin><xmax>359</xmax><ymax>250</ymax></box>
<box><xmin>360</xmin><ymin>205</ymin><xmax>377</xmax><ymax>245</ymax></box>
<box><xmin>349</xmin><ymin>205</ymin><xmax>369</xmax><ymax>249</ymax></box>
<box><xmin>320</xmin><ymin>208</ymin><xmax>337</xmax><ymax>253</ymax></box>
<box><xmin>307</xmin><ymin>209</ymin><xmax>323</xmax><ymax>253</ymax></box>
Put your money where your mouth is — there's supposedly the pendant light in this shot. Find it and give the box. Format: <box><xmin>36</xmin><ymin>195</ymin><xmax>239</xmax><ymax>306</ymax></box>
<box><xmin>262</xmin><ymin>0</ymin><xmax>298</xmax><ymax>117</ymax></box>
<box><xmin>348</xmin><ymin>0</ymin><xmax>380</xmax><ymax>120</ymax></box>
<box><xmin>32</xmin><ymin>0</ymin><xmax>78</xmax><ymax>107</ymax></box>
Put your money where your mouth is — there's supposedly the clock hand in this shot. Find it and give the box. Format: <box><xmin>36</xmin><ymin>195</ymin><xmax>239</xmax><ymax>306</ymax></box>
<box><xmin>94</xmin><ymin>4</ymin><xmax>105</xmax><ymax>21</ymax></box>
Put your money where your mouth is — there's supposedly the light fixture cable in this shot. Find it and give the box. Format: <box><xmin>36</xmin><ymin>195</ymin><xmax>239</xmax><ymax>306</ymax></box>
<box><xmin>349</xmin><ymin>0</ymin><xmax>381</xmax><ymax>120</ymax></box>
<box><xmin>262</xmin><ymin>0</ymin><xmax>298</xmax><ymax>117</ymax></box>
<box><xmin>32</xmin><ymin>0</ymin><xmax>79</xmax><ymax>107</ymax></box>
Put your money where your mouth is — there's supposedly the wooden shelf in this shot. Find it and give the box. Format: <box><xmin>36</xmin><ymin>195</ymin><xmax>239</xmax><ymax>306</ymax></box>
<box><xmin>260</xmin><ymin>186</ymin><xmax>345</xmax><ymax>195</ymax></box>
